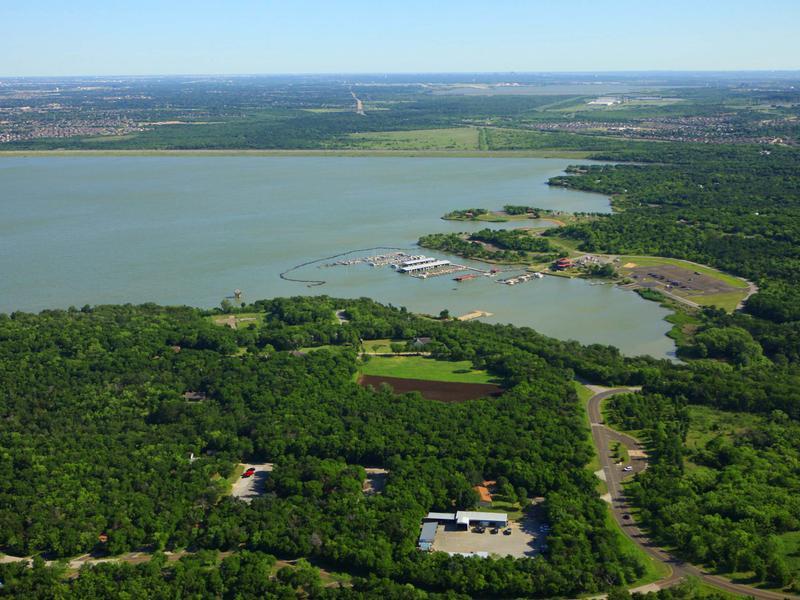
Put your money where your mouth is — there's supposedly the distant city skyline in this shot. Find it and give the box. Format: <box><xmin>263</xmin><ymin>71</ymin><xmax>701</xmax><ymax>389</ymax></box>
<box><xmin>3</xmin><ymin>0</ymin><xmax>799</xmax><ymax>76</ymax></box>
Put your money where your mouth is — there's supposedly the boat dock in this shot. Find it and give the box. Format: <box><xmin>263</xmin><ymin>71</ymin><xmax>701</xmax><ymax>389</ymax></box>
<box><xmin>498</xmin><ymin>272</ymin><xmax>544</xmax><ymax>286</ymax></box>
<box><xmin>326</xmin><ymin>252</ymin><xmax>417</xmax><ymax>268</ymax></box>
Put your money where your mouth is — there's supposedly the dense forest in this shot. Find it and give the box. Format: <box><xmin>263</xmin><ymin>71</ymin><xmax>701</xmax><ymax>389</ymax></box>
<box><xmin>4</xmin><ymin>75</ymin><xmax>800</xmax><ymax>597</ymax></box>
<box><xmin>548</xmin><ymin>144</ymin><xmax>800</xmax><ymax>362</ymax></box>
<box><xmin>605</xmin><ymin>393</ymin><xmax>800</xmax><ymax>588</ymax></box>
<box><xmin>0</xmin><ymin>298</ymin><xmax>659</xmax><ymax>597</ymax></box>
<box><xmin>418</xmin><ymin>229</ymin><xmax>562</xmax><ymax>263</ymax></box>
<box><xmin>538</xmin><ymin>139</ymin><xmax>800</xmax><ymax>592</ymax></box>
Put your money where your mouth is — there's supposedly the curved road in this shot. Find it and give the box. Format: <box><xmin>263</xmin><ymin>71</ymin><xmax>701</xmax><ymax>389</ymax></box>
<box><xmin>589</xmin><ymin>388</ymin><xmax>798</xmax><ymax>600</ymax></box>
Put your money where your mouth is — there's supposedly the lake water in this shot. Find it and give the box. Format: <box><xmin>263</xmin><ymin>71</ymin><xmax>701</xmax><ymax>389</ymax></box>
<box><xmin>0</xmin><ymin>156</ymin><xmax>674</xmax><ymax>358</ymax></box>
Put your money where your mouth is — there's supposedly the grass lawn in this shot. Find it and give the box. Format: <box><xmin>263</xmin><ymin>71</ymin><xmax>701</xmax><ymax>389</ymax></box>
<box><xmin>481</xmin><ymin>501</ymin><xmax>525</xmax><ymax>521</ymax></box>
<box><xmin>694</xmin><ymin>291</ymin><xmax>747</xmax><ymax>312</ymax></box>
<box><xmin>775</xmin><ymin>531</ymin><xmax>800</xmax><ymax>581</ymax></box>
<box><xmin>219</xmin><ymin>464</ymin><xmax>245</xmax><ymax>494</ymax></box>
<box><xmin>360</xmin><ymin>355</ymin><xmax>495</xmax><ymax>384</ymax></box>
<box><xmin>574</xmin><ymin>382</ymin><xmax>607</xmax><ymax>494</ymax></box>
<box><xmin>209</xmin><ymin>312</ymin><xmax>264</xmax><ymax>327</ymax></box>
<box><xmin>605</xmin><ymin>509</ymin><xmax>672</xmax><ymax>587</ymax></box>
<box><xmin>685</xmin><ymin>405</ymin><xmax>761</xmax><ymax>451</ymax></box>
<box><xmin>347</xmin><ymin>127</ymin><xmax>480</xmax><ymax>150</ymax></box>
<box><xmin>299</xmin><ymin>344</ymin><xmax>344</xmax><ymax>353</ymax></box>
<box><xmin>361</xmin><ymin>338</ymin><xmax>399</xmax><ymax>353</ymax></box>
<box><xmin>696</xmin><ymin>582</ymin><xmax>750</xmax><ymax>599</ymax></box>
<box><xmin>546</xmin><ymin>234</ymin><xmax>585</xmax><ymax>254</ymax></box>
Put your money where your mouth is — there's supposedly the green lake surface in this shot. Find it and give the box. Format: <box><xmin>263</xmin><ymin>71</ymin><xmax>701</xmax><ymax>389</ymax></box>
<box><xmin>0</xmin><ymin>156</ymin><xmax>675</xmax><ymax>358</ymax></box>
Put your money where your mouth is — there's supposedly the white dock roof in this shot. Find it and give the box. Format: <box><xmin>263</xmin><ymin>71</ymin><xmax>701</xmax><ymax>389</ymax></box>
<box><xmin>401</xmin><ymin>256</ymin><xmax>437</xmax><ymax>267</ymax></box>
<box><xmin>400</xmin><ymin>260</ymin><xmax>451</xmax><ymax>273</ymax></box>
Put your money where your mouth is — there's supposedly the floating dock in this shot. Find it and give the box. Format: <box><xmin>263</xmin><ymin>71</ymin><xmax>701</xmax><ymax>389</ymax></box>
<box><xmin>498</xmin><ymin>272</ymin><xmax>544</xmax><ymax>286</ymax></box>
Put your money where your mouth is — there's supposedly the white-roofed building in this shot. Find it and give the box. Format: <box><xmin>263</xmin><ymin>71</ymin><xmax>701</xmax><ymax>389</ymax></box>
<box><xmin>401</xmin><ymin>256</ymin><xmax>438</xmax><ymax>268</ymax></box>
<box><xmin>424</xmin><ymin>512</ymin><xmax>456</xmax><ymax>522</ymax></box>
<box><xmin>455</xmin><ymin>511</ymin><xmax>508</xmax><ymax>528</ymax></box>
<box><xmin>399</xmin><ymin>260</ymin><xmax>451</xmax><ymax>273</ymax></box>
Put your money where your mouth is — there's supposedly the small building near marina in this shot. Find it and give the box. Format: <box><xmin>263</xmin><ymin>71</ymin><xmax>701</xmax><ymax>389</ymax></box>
<box><xmin>418</xmin><ymin>521</ymin><xmax>438</xmax><ymax>551</ymax></box>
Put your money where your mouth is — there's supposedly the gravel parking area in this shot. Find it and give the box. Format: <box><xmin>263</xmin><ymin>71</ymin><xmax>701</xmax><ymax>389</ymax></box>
<box><xmin>432</xmin><ymin>517</ymin><xmax>544</xmax><ymax>558</ymax></box>
<box><xmin>231</xmin><ymin>463</ymin><xmax>273</xmax><ymax>502</ymax></box>
<box><xmin>363</xmin><ymin>467</ymin><xmax>388</xmax><ymax>494</ymax></box>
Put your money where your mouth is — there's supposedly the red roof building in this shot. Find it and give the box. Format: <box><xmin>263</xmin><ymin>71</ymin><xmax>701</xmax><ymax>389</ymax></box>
<box><xmin>555</xmin><ymin>258</ymin><xmax>574</xmax><ymax>270</ymax></box>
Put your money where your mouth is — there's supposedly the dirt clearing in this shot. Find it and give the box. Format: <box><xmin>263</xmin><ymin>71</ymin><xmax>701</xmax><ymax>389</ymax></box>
<box><xmin>359</xmin><ymin>375</ymin><xmax>503</xmax><ymax>402</ymax></box>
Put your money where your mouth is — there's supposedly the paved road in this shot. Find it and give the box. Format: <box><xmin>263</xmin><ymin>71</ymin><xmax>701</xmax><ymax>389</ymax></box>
<box><xmin>589</xmin><ymin>388</ymin><xmax>798</xmax><ymax>600</ymax></box>
<box><xmin>620</xmin><ymin>282</ymin><xmax>701</xmax><ymax>309</ymax></box>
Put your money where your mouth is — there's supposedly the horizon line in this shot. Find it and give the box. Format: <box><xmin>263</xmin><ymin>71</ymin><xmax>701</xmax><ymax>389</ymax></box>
<box><xmin>3</xmin><ymin>68</ymin><xmax>800</xmax><ymax>79</ymax></box>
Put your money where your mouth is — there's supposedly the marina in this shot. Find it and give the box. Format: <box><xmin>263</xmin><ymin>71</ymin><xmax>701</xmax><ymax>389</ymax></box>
<box><xmin>0</xmin><ymin>156</ymin><xmax>675</xmax><ymax>358</ymax></box>
<box><xmin>327</xmin><ymin>252</ymin><xmax>495</xmax><ymax>281</ymax></box>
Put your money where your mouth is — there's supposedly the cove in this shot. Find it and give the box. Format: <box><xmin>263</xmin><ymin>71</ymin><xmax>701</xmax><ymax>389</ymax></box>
<box><xmin>0</xmin><ymin>156</ymin><xmax>675</xmax><ymax>358</ymax></box>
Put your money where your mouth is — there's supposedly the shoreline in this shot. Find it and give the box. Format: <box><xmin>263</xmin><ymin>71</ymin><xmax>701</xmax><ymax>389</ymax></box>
<box><xmin>0</xmin><ymin>148</ymin><xmax>595</xmax><ymax>159</ymax></box>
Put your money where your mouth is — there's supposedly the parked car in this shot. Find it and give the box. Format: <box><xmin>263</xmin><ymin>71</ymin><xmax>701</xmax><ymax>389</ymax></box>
<box><xmin>242</xmin><ymin>467</ymin><xmax>256</xmax><ymax>478</ymax></box>
<box><xmin>473</xmin><ymin>526</ymin><xmax>486</xmax><ymax>534</ymax></box>
<box><xmin>490</xmin><ymin>527</ymin><xmax>499</xmax><ymax>534</ymax></box>
<box><xmin>623</xmin><ymin>465</ymin><xmax>633</xmax><ymax>471</ymax></box>
<box><xmin>623</xmin><ymin>514</ymin><xmax>631</xmax><ymax>520</ymax></box>
<box><xmin>503</xmin><ymin>528</ymin><xmax>512</xmax><ymax>536</ymax></box>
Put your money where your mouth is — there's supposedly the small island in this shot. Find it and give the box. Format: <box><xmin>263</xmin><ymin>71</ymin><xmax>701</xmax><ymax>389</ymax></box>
<box><xmin>441</xmin><ymin>204</ymin><xmax>602</xmax><ymax>227</ymax></box>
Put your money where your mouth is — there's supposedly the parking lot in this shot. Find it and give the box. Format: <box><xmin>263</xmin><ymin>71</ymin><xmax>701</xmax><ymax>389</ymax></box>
<box><xmin>432</xmin><ymin>517</ymin><xmax>544</xmax><ymax>558</ymax></box>
<box><xmin>230</xmin><ymin>463</ymin><xmax>273</xmax><ymax>502</ymax></box>
<box><xmin>362</xmin><ymin>467</ymin><xmax>388</xmax><ymax>495</ymax></box>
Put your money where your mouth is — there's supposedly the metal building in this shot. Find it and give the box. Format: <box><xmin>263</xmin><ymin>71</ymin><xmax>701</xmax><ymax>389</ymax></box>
<box><xmin>418</xmin><ymin>521</ymin><xmax>438</xmax><ymax>551</ymax></box>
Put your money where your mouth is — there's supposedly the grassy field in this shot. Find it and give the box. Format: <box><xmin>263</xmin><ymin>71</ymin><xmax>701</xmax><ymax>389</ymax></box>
<box><xmin>619</xmin><ymin>255</ymin><xmax>749</xmax><ymax>312</ymax></box>
<box><xmin>361</xmin><ymin>338</ymin><xmax>399</xmax><ymax>353</ymax></box>
<box><xmin>347</xmin><ymin>127</ymin><xmax>480</xmax><ymax>150</ymax></box>
<box><xmin>486</xmin><ymin>500</ymin><xmax>525</xmax><ymax>521</ymax></box>
<box><xmin>695</xmin><ymin>291</ymin><xmax>749</xmax><ymax>312</ymax></box>
<box><xmin>775</xmin><ymin>531</ymin><xmax>800</xmax><ymax>582</ymax></box>
<box><xmin>665</xmin><ymin>309</ymin><xmax>702</xmax><ymax>347</ymax></box>
<box><xmin>299</xmin><ymin>345</ymin><xmax>342</xmax><ymax>353</ymax></box>
<box><xmin>696</xmin><ymin>582</ymin><xmax>750</xmax><ymax>599</ymax></box>
<box><xmin>685</xmin><ymin>405</ymin><xmax>761</xmax><ymax>452</ymax></box>
<box><xmin>619</xmin><ymin>255</ymin><xmax>748</xmax><ymax>289</ymax></box>
<box><xmin>360</xmin><ymin>355</ymin><xmax>495</xmax><ymax>384</ymax></box>
<box><xmin>605</xmin><ymin>509</ymin><xmax>672</xmax><ymax>588</ymax></box>
<box><xmin>0</xmin><ymin>148</ymin><xmax>597</xmax><ymax>158</ymax></box>
<box><xmin>209</xmin><ymin>312</ymin><xmax>264</xmax><ymax>327</ymax></box>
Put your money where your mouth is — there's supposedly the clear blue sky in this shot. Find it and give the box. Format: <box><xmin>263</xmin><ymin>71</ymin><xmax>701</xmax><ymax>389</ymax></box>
<box><xmin>3</xmin><ymin>0</ymin><xmax>799</xmax><ymax>76</ymax></box>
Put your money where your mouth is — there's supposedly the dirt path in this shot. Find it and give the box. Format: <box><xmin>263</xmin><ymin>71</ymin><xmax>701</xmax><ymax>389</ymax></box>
<box><xmin>738</xmin><ymin>280</ymin><xmax>760</xmax><ymax>310</ymax></box>
<box><xmin>350</xmin><ymin>90</ymin><xmax>365</xmax><ymax>116</ymax></box>
<box><xmin>587</xmin><ymin>386</ymin><xmax>799</xmax><ymax>599</ymax></box>
<box><xmin>1</xmin><ymin>549</ymin><xmax>194</xmax><ymax>570</ymax></box>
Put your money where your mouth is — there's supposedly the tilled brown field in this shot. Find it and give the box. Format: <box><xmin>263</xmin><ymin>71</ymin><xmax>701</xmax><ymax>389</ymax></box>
<box><xmin>359</xmin><ymin>375</ymin><xmax>503</xmax><ymax>402</ymax></box>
